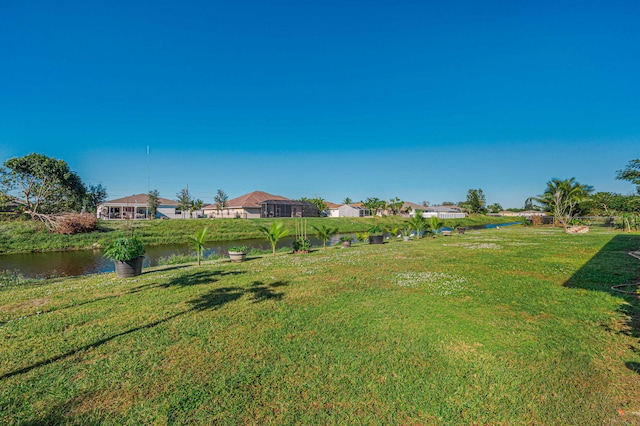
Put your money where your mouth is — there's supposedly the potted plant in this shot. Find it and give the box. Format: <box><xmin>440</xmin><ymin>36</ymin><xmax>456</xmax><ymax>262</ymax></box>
<box><xmin>368</xmin><ymin>225</ymin><xmax>384</xmax><ymax>244</ymax></box>
<box><xmin>104</xmin><ymin>236</ymin><xmax>145</xmax><ymax>278</ymax></box>
<box><xmin>339</xmin><ymin>235</ymin><xmax>353</xmax><ymax>248</ymax></box>
<box><xmin>227</xmin><ymin>246</ymin><xmax>249</xmax><ymax>263</ymax></box>
<box><xmin>400</xmin><ymin>228</ymin><xmax>412</xmax><ymax>242</ymax></box>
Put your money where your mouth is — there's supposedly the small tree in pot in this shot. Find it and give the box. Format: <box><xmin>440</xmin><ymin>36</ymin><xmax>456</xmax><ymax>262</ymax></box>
<box><xmin>104</xmin><ymin>236</ymin><xmax>145</xmax><ymax>278</ymax></box>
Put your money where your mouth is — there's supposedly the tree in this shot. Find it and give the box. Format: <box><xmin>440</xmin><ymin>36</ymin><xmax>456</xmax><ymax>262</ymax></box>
<box><xmin>422</xmin><ymin>201</ymin><xmax>430</xmax><ymax>207</ymax></box>
<box><xmin>441</xmin><ymin>201</ymin><xmax>455</xmax><ymax>206</ymax></box>
<box><xmin>343</xmin><ymin>197</ymin><xmax>352</xmax><ymax>205</ymax></box>
<box><xmin>533</xmin><ymin>178</ymin><xmax>593</xmax><ymax>229</ymax></box>
<box><xmin>84</xmin><ymin>183</ymin><xmax>108</xmax><ymax>213</ymax></box>
<box><xmin>429</xmin><ymin>215</ymin><xmax>443</xmax><ymax>235</ymax></box>
<box><xmin>190</xmin><ymin>199</ymin><xmax>204</xmax><ymax>218</ymax></box>
<box><xmin>214</xmin><ymin>189</ymin><xmax>228</xmax><ymax>217</ymax></box>
<box><xmin>176</xmin><ymin>187</ymin><xmax>192</xmax><ymax>218</ymax></box>
<box><xmin>259</xmin><ymin>221</ymin><xmax>289</xmax><ymax>256</ymax></box>
<box><xmin>523</xmin><ymin>198</ymin><xmax>540</xmax><ymax>211</ymax></box>
<box><xmin>616</xmin><ymin>159</ymin><xmax>640</xmax><ymax>195</ymax></box>
<box><xmin>387</xmin><ymin>197</ymin><xmax>404</xmax><ymax>215</ymax></box>
<box><xmin>1</xmin><ymin>153</ymin><xmax>87</xmax><ymax>222</ymax></box>
<box><xmin>408</xmin><ymin>209</ymin><xmax>429</xmax><ymax>239</ymax></box>
<box><xmin>148</xmin><ymin>190</ymin><xmax>160</xmax><ymax>218</ymax></box>
<box><xmin>487</xmin><ymin>203</ymin><xmax>503</xmax><ymax>214</ymax></box>
<box><xmin>188</xmin><ymin>227</ymin><xmax>208</xmax><ymax>266</ymax></box>
<box><xmin>311</xmin><ymin>224</ymin><xmax>339</xmax><ymax>250</ymax></box>
<box><xmin>299</xmin><ymin>197</ymin><xmax>326</xmax><ymax>217</ymax></box>
<box><xmin>465</xmin><ymin>189</ymin><xmax>486</xmax><ymax>214</ymax></box>
<box><xmin>362</xmin><ymin>197</ymin><xmax>386</xmax><ymax>216</ymax></box>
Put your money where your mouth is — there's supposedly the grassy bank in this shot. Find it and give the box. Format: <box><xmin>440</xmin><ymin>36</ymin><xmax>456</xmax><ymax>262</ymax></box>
<box><xmin>0</xmin><ymin>215</ymin><xmax>519</xmax><ymax>254</ymax></box>
<box><xmin>1</xmin><ymin>227</ymin><xmax>639</xmax><ymax>424</ymax></box>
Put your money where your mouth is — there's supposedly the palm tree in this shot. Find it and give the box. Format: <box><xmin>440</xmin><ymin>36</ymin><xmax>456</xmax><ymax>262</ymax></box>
<box><xmin>408</xmin><ymin>209</ymin><xmax>429</xmax><ymax>239</ymax></box>
<box><xmin>311</xmin><ymin>224</ymin><xmax>339</xmax><ymax>249</ymax></box>
<box><xmin>188</xmin><ymin>227</ymin><xmax>208</xmax><ymax>266</ymax></box>
<box><xmin>533</xmin><ymin>178</ymin><xmax>593</xmax><ymax>229</ymax></box>
<box><xmin>430</xmin><ymin>216</ymin><xmax>443</xmax><ymax>236</ymax></box>
<box><xmin>259</xmin><ymin>221</ymin><xmax>289</xmax><ymax>256</ymax></box>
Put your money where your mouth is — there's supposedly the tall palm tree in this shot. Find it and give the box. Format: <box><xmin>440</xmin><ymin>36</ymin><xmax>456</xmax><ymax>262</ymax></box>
<box><xmin>533</xmin><ymin>178</ymin><xmax>593</xmax><ymax>229</ymax></box>
<box><xmin>188</xmin><ymin>227</ymin><xmax>208</xmax><ymax>266</ymax></box>
<box><xmin>259</xmin><ymin>221</ymin><xmax>289</xmax><ymax>256</ymax></box>
<box><xmin>311</xmin><ymin>224</ymin><xmax>339</xmax><ymax>249</ymax></box>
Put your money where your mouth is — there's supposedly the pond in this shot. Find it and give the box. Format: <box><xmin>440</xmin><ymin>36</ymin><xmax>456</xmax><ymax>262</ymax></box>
<box><xmin>0</xmin><ymin>235</ymin><xmax>348</xmax><ymax>278</ymax></box>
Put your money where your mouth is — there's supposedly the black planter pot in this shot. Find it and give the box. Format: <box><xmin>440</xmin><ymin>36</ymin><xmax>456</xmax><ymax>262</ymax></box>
<box><xmin>368</xmin><ymin>235</ymin><xmax>384</xmax><ymax>245</ymax></box>
<box><xmin>114</xmin><ymin>256</ymin><xmax>144</xmax><ymax>278</ymax></box>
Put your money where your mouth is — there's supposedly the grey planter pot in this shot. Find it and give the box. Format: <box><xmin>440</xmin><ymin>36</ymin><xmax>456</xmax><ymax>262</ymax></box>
<box><xmin>114</xmin><ymin>256</ymin><xmax>144</xmax><ymax>278</ymax></box>
<box><xmin>228</xmin><ymin>251</ymin><xmax>247</xmax><ymax>263</ymax></box>
<box><xmin>368</xmin><ymin>235</ymin><xmax>384</xmax><ymax>244</ymax></box>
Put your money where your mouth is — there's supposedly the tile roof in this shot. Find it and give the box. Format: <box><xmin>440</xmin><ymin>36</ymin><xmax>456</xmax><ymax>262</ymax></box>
<box><xmin>206</xmin><ymin>190</ymin><xmax>289</xmax><ymax>209</ymax></box>
<box><xmin>103</xmin><ymin>193</ymin><xmax>178</xmax><ymax>205</ymax></box>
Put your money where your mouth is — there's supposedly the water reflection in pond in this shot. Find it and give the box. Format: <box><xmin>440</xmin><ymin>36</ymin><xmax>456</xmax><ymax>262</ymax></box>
<box><xmin>0</xmin><ymin>235</ymin><xmax>349</xmax><ymax>278</ymax></box>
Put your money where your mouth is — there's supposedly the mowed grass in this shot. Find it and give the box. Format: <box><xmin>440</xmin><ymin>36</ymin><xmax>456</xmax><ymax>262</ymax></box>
<box><xmin>0</xmin><ymin>215</ymin><xmax>518</xmax><ymax>254</ymax></box>
<box><xmin>1</xmin><ymin>227</ymin><xmax>639</xmax><ymax>424</ymax></box>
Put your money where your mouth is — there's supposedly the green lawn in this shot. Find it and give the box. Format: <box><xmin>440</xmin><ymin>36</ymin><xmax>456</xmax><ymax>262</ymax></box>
<box><xmin>1</xmin><ymin>227</ymin><xmax>639</xmax><ymax>424</ymax></box>
<box><xmin>0</xmin><ymin>215</ymin><xmax>519</xmax><ymax>254</ymax></box>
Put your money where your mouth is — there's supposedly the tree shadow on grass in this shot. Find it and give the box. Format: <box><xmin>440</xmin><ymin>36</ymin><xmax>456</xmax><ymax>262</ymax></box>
<box><xmin>159</xmin><ymin>270</ymin><xmax>246</xmax><ymax>288</ymax></box>
<box><xmin>247</xmin><ymin>280</ymin><xmax>287</xmax><ymax>303</ymax></box>
<box><xmin>0</xmin><ymin>269</ymin><xmax>247</xmax><ymax>326</ymax></box>
<box><xmin>0</xmin><ymin>276</ymin><xmax>289</xmax><ymax>381</ymax></box>
<box><xmin>563</xmin><ymin>233</ymin><xmax>640</xmax><ymax>375</ymax></box>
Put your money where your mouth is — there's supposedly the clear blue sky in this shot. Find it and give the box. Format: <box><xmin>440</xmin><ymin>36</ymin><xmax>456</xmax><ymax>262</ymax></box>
<box><xmin>1</xmin><ymin>0</ymin><xmax>638</xmax><ymax>208</ymax></box>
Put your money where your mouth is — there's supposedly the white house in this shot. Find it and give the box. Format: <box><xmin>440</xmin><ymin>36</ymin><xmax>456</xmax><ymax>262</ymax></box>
<box><xmin>409</xmin><ymin>205</ymin><xmax>466</xmax><ymax>219</ymax></box>
<box><xmin>326</xmin><ymin>202</ymin><xmax>370</xmax><ymax>218</ymax></box>
<box><xmin>97</xmin><ymin>193</ymin><xmax>185</xmax><ymax>220</ymax></box>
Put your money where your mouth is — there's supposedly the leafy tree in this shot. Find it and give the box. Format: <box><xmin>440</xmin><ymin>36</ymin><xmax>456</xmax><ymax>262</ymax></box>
<box><xmin>422</xmin><ymin>201</ymin><xmax>430</xmax><ymax>207</ymax></box>
<box><xmin>148</xmin><ymin>189</ymin><xmax>160</xmax><ymax>218</ymax></box>
<box><xmin>616</xmin><ymin>159</ymin><xmax>640</xmax><ymax>195</ymax></box>
<box><xmin>84</xmin><ymin>183</ymin><xmax>108</xmax><ymax>213</ymax></box>
<box><xmin>441</xmin><ymin>201</ymin><xmax>455</xmax><ymax>206</ymax></box>
<box><xmin>190</xmin><ymin>199</ymin><xmax>204</xmax><ymax>218</ymax></box>
<box><xmin>214</xmin><ymin>189</ymin><xmax>228</xmax><ymax>217</ymax></box>
<box><xmin>523</xmin><ymin>198</ymin><xmax>540</xmax><ymax>211</ymax></box>
<box><xmin>487</xmin><ymin>203</ymin><xmax>503</xmax><ymax>213</ymax></box>
<box><xmin>533</xmin><ymin>178</ymin><xmax>593</xmax><ymax>229</ymax></box>
<box><xmin>176</xmin><ymin>187</ymin><xmax>192</xmax><ymax>218</ymax></box>
<box><xmin>299</xmin><ymin>197</ymin><xmax>326</xmax><ymax>217</ymax></box>
<box><xmin>188</xmin><ymin>227</ymin><xmax>208</xmax><ymax>266</ymax></box>
<box><xmin>362</xmin><ymin>197</ymin><xmax>386</xmax><ymax>216</ymax></box>
<box><xmin>343</xmin><ymin>197</ymin><xmax>352</xmax><ymax>205</ymax></box>
<box><xmin>465</xmin><ymin>189</ymin><xmax>486</xmax><ymax>213</ymax></box>
<box><xmin>311</xmin><ymin>224</ymin><xmax>339</xmax><ymax>250</ymax></box>
<box><xmin>1</xmin><ymin>153</ymin><xmax>87</xmax><ymax>221</ymax></box>
<box><xmin>387</xmin><ymin>197</ymin><xmax>404</xmax><ymax>216</ymax></box>
<box><xmin>259</xmin><ymin>221</ymin><xmax>289</xmax><ymax>256</ymax></box>
<box><xmin>408</xmin><ymin>209</ymin><xmax>429</xmax><ymax>239</ymax></box>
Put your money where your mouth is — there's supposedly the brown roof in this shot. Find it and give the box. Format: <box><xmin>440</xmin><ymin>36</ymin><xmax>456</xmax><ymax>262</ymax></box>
<box><xmin>211</xmin><ymin>190</ymin><xmax>289</xmax><ymax>209</ymax></box>
<box><xmin>103</xmin><ymin>193</ymin><xmax>178</xmax><ymax>206</ymax></box>
<box><xmin>325</xmin><ymin>201</ymin><xmax>342</xmax><ymax>209</ymax></box>
<box><xmin>401</xmin><ymin>202</ymin><xmax>425</xmax><ymax>212</ymax></box>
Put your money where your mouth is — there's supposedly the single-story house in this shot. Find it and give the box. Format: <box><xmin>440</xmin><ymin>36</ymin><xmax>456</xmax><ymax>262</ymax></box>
<box><xmin>202</xmin><ymin>190</ymin><xmax>318</xmax><ymax>219</ymax></box>
<box><xmin>498</xmin><ymin>210</ymin><xmax>548</xmax><ymax>219</ymax></box>
<box><xmin>259</xmin><ymin>199</ymin><xmax>318</xmax><ymax>218</ymax></box>
<box><xmin>97</xmin><ymin>193</ymin><xmax>185</xmax><ymax>220</ymax></box>
<box><xmin>409</xmin><ymin>205</ymin><xmax>466</xmax><ymax>219</ymax></box>
<box><xmin>326</xmin><ymin>202</ymin><xmax>370</xmax><ymax>218</ymax></box>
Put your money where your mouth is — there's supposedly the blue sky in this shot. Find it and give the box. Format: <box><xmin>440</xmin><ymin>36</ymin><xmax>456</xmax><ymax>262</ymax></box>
<box><xmin>1</xmin><ymin>0</ymin><xmax>638</xmax><ymax>208</ymax></box>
